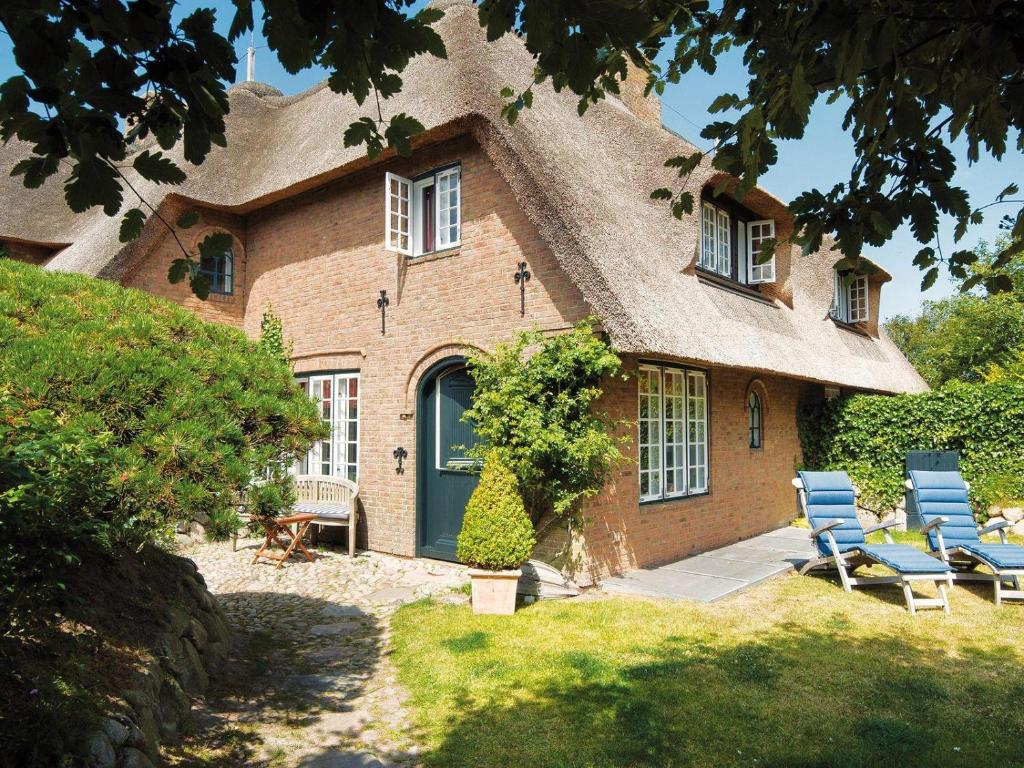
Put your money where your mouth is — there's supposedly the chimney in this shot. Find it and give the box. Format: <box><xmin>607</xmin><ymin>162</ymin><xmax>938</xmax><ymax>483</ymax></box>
<box><xmin>618</xmin><ymin>60</ymin><xmax>662</xmax><ymax>128</ymax></box>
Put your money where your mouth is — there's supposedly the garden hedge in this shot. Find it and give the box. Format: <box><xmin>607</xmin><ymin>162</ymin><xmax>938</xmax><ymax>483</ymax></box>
<box><xmin>798</xmin><ymin>380</ymin><xmax>1024</xmax><ymax>516</ymax></box>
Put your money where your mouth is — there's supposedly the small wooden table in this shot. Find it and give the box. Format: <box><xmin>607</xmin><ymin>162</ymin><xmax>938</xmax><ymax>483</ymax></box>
<box><xmin>251</xmin><ymin>513</ymin><xmax>318</xmax><ymax>568</ymax></box>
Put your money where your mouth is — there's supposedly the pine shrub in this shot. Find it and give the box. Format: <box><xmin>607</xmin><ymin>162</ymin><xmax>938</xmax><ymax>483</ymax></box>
<box><xmin>457</xmin><ymin>451</ymin><xmax>536</xmax><ymax>570</ymax></box>
<box><xmin>0</xmin><ymin>261</ymin><xmax>325</xmax><ymax>638</ymax></box>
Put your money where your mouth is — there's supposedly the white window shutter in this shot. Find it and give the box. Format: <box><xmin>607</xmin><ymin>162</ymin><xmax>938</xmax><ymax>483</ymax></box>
<box><xmin>384</xmin><ymin>172</ymin><xmax>412</xmax><ymax>254</ymax></box>
<box><xmin>747</xmin><ymin>220</ymin><xmax>776</xmax><ymax>283</ymax></box>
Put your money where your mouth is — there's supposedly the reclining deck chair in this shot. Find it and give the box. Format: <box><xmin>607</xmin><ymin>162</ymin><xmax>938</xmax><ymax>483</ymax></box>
<box><xmin>907</xmin><ymin>470</ymin><xmax>1024</xmax><ymax>606</ymax></box>
<box><xmin>793</xmin><ymin>471</ymin><xmax>953</xmax><ymax>615</ymax></box>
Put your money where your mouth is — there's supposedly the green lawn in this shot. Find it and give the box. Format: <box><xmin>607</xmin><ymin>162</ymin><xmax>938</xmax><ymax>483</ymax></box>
<box><xmin>391</xmin><ymin>536</ymin><xmax>1024</xmax><ymax>768</ymax></box>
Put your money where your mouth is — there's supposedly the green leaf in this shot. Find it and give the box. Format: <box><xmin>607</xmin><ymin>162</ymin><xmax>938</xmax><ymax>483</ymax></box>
<box><xmin>64</xmin><ymin>158</ymin><xmax>122</xmax><ymax>215</ymax></box>
<box><xmin>176</xmin><ymin>211</ymin><xmax>200</xmax><ymax>229</ymax></box>
<box><xmin>119</xmin><ymin>208</ymin><xmax>147</xmax><ymax>243</ymax></box>
<box><xmin>190</xmin><ymin>272</ymin><xmax>212</xmax><ymax>301</ymax></box>
<box><xmin>132</xmin><ymin>151</ymin><xmax>186</xmax><ymax>185</ymax></box>
<box><xmin>168</xmin><ymin>258</ymin><xmax>193</xmax><ymax>284</ymax></box>
<box><xmin>198</xmin><ymin>232</ymin><xmax>233</xmax><ymax>261</ymax></box>
<box><xmin>920</xmin><ymin>266</ymin><xmax>939</xmax><ymax>291</ymax></box>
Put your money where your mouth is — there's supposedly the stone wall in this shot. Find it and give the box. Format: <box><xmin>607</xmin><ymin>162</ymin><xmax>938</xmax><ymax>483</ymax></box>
<box><xmin>77</xmin><ymin>553</ymin><xmax>230</xmax><ymax>768</ymax></box>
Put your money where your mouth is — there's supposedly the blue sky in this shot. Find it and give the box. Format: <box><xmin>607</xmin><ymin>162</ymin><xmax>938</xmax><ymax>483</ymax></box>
<box><xmin>3</xmin><ymin>2</ymin><xmax>1020</xmax><ymax>321</ymax></box>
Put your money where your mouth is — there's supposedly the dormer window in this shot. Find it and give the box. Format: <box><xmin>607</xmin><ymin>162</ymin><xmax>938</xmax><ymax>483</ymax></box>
<box><xmin>699</xmin><ymin>200</ymin><xmax>775</xmax><ymax>285</ymax></box>
<box><xmin>831</xmin><ymin>271</ymin><xmax>869</xmax><ymax>323</ymax></box>
<box><xmin>385</xmin><ymin>165</ymin><xmax>461</xmax><ymax>256</ymax></box>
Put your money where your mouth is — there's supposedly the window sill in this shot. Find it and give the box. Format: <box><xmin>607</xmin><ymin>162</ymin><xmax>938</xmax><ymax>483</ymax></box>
<box><xmin>696</xmin><ymin>270</ymin><xmax>776</xmax><ymax>305</ymax></box>
<box><xmin>206</xmin><ymin>292</ymin><xmax>236</xmax><ymax>303</ymax></box>
<box><xmin>829</xmin><ymin>317</ymin><xmax>872</xmax><ymax>337</ymax></box>
<box><xmin>405</xmin><ymin>246</ymin><xmax>462</xmax><ymax>265</ymax></box>
<box><xmin>640</xmin><ymin>491</ymin><xmax>710</xmax><ymax>507</ymax></box>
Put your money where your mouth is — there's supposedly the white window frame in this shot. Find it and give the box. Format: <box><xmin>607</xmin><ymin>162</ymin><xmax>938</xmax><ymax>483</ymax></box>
<box><xmin>294</xmin><ymin>372</ymin><xmax>360</xmax><ymax>482</ymax></box>
<box><xmin>435</xmin><ymin>166</ymin><xmax>461</xmax><ymax>250</ymax></box>
<box><xmin>848</xmin><ymin>274</ymin><xmax>869</xmax><ymax>322</ymax></box>
<box><xmin>700</xmin><ymin>202</ymin><xmax>718</xmax><ymax>272</ymax></box>
<box><xmin>700</xmin><ymin>201</ymin><xmax>732</xmax><ymax>278</ymax></box>
<box><xmin>747</xmin><ymin>219</ymin><xmax>776</xmax><ymax>284</ymax></box>
<box><xmin>638</xmin><ymin>363</ymin><xmax>709</xmax><ymax>502</ymax></box>
<box><xmin>385</xmin><ymin>172</ymin><xmax>411</xmax><ymax>255</ymax></box>
<box><xmin>831</xmin><ymin>271</ymin><xmax>869</xmax><ymax>324</ymax></box>
<box><xmin>386</xmin><ymin>165</ymin><xmax>461</xmax><ymax>257</ymax></box>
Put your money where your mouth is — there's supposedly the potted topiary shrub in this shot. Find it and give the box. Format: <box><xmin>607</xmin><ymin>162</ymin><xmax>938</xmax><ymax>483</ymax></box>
<box><xmin>457</xmin><ymin>450</ymin><xmax>536</xmax><ymax>615</ymax></box>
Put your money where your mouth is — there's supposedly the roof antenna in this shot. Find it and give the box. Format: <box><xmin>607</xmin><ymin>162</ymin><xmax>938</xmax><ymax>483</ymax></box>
<box><xmin>246</xmin><ymin>32</ymin><xmax>256</xmax><ymax>82</ymax></box>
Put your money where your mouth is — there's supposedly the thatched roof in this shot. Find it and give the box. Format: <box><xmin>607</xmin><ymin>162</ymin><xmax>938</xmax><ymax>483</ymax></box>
<box><xmin>0</xmin><ymin>0</ymin><xmax>925</xmax><ymax>393</ymax></box>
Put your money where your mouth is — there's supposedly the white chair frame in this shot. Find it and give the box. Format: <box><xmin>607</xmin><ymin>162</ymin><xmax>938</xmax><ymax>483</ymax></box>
<box><xmin>793</xmin><ymin>477</ymin><xmax>952</xmax><ymax>615</ymax></box>
<box><xmin>904</xmin><ymin>478</ymin><xmax>1023</xmax><ymax>606</ymax></box>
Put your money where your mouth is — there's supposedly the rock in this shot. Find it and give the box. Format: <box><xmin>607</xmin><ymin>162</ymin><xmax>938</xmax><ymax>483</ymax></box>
<box><xmin>187</xmin><ymin>617</ymin><xmax>209</xmax><ymax>650</ymax></box>
<box><xmin>988</xmin><ymin>503</ymin><xmax>1004</xmax><ymax>518</ymax></box>
<box><xmin>100</xmin><ymin>718</ymin><xmax>130</xmax><ymax>749</ymax></box>
<box><xmin>309</xmin><ymin>620</ymin><xmax>361</xmax><ymax>637</ymax></box>
<box><xmin>178</xmin><ymin>637</ymin><xmax>210</xmax><ymax>695</ymax></box>
<box><xmin>84</xmin><ymin>732</ymin><xmax>117</xmax><ymax>768</ymax></box>
<box><xmin>118</xmin><ymin>747</ymin><xmax>156</xmax><ymax>768</ymax></box>
<box><xmin>164</xmin><ymin>605</ymin><xmax>191</xmax><ymax>636</ymax></box>
<box><xmin>201</xmin><ymin>640</ymin><xmax>229</xmax><ymax>671</ymax></box>
<box><xmin>157</xmin><ymin>676</ymin><xmax>191</xmax><ymax>742</ymax></box>
<box><xmin>1002</xmin><ymin>507</ymin><xmax>1024</xmax><ymax>523</ymax></box>
<box><xmin>192</xmin><ymin>510</ymin><xmax>211</xmax><ymax>525</ymax></box>
<box><xmin>365</xmin><ymin>586</ymin><xmax>417</xmax><ymax>604</ymax></box>
<box><xmin>196</xmin><ymin>608</ymin><xmax>230</xmax><ymax>645</ymax></box>
<box><xmin>1012</xmin><ymin>521</ymin><xmax>1024</xmax><ymax>537</ymax></box>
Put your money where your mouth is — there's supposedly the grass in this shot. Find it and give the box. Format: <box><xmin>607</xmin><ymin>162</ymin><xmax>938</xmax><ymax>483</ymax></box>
<box><xmin>391</xmin><ymin>535</ymin><xmax>1024</xmax><ymax>768</ymax></box>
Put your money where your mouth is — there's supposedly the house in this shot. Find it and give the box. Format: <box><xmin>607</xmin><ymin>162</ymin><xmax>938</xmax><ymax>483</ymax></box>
<box><xmin>0</xmin><ymin>0</ymin><xmax>925</xmax><ymax>583</ymax></box>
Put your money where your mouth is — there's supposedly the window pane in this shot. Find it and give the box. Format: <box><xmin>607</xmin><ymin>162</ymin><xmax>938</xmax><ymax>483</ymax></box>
<box><xmin>687</xmin><ymin>371</ymin><xmax>708</xmax><ymax>492</ymax></box>
<box><xmin>701</xmin><ymin>204</ymin><xmax>717</xmax><ymax>270</ymax></box>
<box><xmin>664</xmin><ymin>371</ymin><xmax>686</xmax><ymax>496</ymax></box>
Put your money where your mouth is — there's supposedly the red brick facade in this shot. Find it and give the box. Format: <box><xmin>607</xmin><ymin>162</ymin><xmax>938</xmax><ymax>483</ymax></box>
<box><xmin>115</xmin><ymin>130</ymin><xmax>815</xmax><ymax>575</ymax></box>
<box><xmin>579</xmin><ymin>359</ymin><xmax>809</xmax><ymax>582</ymax></box>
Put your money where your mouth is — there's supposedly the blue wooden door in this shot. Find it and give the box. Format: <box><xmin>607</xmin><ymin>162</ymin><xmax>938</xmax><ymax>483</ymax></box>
<box><xmin>418</xmin><ymin>365</ymin><xmax>480</xmax><ymax>560</ymax></box>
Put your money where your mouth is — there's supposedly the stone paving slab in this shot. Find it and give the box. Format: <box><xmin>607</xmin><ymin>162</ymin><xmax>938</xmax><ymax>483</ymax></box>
<box><xmin>660</xmin><ymin>554</ymin><xmax>790</xmax><ymax>582</ymax></box>
<box><xmin>601</xmin><ymin>526</ymin><xmax>815</xmax><ymax>602</ymax></box>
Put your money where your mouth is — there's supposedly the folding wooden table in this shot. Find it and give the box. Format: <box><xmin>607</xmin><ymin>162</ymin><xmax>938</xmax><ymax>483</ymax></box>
<box><xmin>251</xmin><ymin>512</ymin><xmax>319</xmax><ymax>568</ymax></box>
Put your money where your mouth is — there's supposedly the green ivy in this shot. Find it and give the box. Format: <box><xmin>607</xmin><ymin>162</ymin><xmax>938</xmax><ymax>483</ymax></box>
<box><xmin>798</xmin><ymin>380</ymin><xmax>1024</xmax><ymax>515</ymax></box>
<box><xmin>464</xmin><ymin>319</ymin><xmax>625</xmax><ymax>523</ymax></box>
<box><xmin>258</xmin><ymin>303</ymin><xmax>292</xmax><ymax>365</ymax></box>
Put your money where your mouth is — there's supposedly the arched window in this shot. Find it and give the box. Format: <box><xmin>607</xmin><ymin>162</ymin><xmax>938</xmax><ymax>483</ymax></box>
<box><xmin>199</xmin><ymin>241</ymin><xmax>233</xmax><ymax>295</ymax></box>
<box><xmin>748</xmin><ymin>391</ymin><xmax>762</xmax><ymax>449</ymax></box>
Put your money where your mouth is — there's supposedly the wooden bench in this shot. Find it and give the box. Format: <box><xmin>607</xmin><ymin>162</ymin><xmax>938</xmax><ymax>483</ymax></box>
<box><xmin>292</xmin><ymin>475</ymin><xmax>360</xmax><ymax>557</ymax></box>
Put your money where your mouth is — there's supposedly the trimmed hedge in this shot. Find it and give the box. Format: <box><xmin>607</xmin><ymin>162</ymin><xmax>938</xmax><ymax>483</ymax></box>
<box><xmin>457</xmin><ymin>451</ymin><xmax>536</xmax><ymax>570</ymax></box>
<box><xmin>798</xmin><ymin>380</ymin><xmax>1024</xmax><ymax>515</ymax></box>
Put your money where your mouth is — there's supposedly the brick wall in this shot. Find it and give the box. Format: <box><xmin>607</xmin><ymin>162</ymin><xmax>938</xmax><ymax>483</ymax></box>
<box><xmin>122</xmin><ymin>133</ymin><xmax>589</xmax><ymax>556</ymax></box>
<box><xmin>577</xmin><ymin>356</ymin><xmax>808</xmax><ymax>582</ymax></box>
<box><xmin>121</xmin><ymin>210</ymin><xmax>247</xmax><ymax>327</ymax></box>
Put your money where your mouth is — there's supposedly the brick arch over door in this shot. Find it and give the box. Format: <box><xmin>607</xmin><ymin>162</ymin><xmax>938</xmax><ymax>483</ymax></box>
<box><xmin>403</xmin><ymin>342</ymin><xmax>486</xmax><ymax>411</ymax></box>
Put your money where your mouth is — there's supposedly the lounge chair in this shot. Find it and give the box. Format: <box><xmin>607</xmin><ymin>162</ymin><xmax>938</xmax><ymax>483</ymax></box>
<box><xmin>793</xmin><ymin>471</ymin><xmax>954</xmax><ymax>614</ymax></box>
<box><xmin>906</xmin><ymin>470</ymin><xmax>1024</xmax><ymax>606</ymax></box>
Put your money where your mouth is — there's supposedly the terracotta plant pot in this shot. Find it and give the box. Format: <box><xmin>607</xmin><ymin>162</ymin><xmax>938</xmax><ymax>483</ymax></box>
<box><xmin>468</xmin><ymin>568</ymin><xmax>522</xmax><ymax>615</ymax></box>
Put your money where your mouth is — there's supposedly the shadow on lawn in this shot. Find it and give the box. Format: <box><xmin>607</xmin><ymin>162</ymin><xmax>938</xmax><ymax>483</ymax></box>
<box><xmin>417</xmin><ymin>618</ymin><xmax>1022</xmax><ymax>768</ymax></box>
<box><xmin>164</xmin><ymin>591</ymin><xmax>386</xmax><ymax>768</ymax></box>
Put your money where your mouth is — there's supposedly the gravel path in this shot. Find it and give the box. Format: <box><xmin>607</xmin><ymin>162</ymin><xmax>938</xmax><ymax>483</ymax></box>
<box><xmin>166</xmin><ymin>539</ymin><xmax>468</xmax><ymax>768</ymax></box>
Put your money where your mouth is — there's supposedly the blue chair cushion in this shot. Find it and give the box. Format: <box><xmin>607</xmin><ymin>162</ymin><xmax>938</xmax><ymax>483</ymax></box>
<box><xmin>293</xmin><ymin>501</ymin><xmax>350</xmax><ymax>520</ymax></box>
<box><xmin>854</xmin><ymin>544</ymin><xmax>953</xmax><ymax>573</ymax></box>
<box><xmin>908</xmin><ymin>470</ymin><xmax>978</xmax><ymax>551</ymax></box>
<box><xmin>798</xmin><ymin>471</ymin><xmax>865</xmax><ymax>557</ymax></box>
<box><xmin>958</xmin><ymin>543</ymin><xmax>1024</xmax><ymax>569</ymax></box>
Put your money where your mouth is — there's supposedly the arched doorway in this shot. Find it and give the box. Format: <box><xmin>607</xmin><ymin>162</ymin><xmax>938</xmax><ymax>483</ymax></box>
<box><xmin>416</xmin><ymin>358</ymin><xmax>481</xmax><ymax>560</ymax></box>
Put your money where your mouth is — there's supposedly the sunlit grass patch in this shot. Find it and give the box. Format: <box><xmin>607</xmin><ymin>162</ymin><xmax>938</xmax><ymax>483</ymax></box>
<box><xmin>392</xmin><ymin>565</ymin><xmax>1024</xmax><ymax>768</ymax></box>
